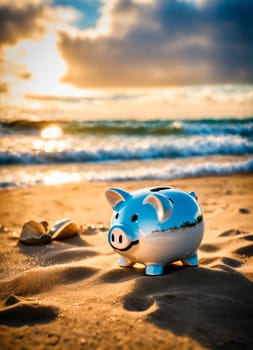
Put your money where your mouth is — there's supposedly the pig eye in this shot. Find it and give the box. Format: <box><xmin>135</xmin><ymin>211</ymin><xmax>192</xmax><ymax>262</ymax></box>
<box><xmin>115</xmin><ymin>213</ymin><xmax>119</xmax><ymax>219</ymax></box>
<box><xmin>131</xmin><ymin>214</ymin><xmax>138</xmax><ymax>222</ymax></box>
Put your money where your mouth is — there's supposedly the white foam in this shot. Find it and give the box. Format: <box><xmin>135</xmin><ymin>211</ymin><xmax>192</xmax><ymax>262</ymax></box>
<box><xmin>0</xmin><ymin>134</ymin><xmax>252</xmax><ymax>165</ymax></box>
<box><xmin>1</xmin><ymin>157</ymin><xmax>252</xmax><ymax>188</ymax></box>
<box><xmin>82</xmin><ymin>157</ymin><xmax>253</xmax><ymax>182</ymax></box>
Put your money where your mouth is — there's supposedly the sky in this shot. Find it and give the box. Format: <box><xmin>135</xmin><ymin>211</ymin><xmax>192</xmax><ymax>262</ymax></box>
<box><xmin>0</xmin><ymin>0</ymin><xmax>253</xmax><ymax>120</ymax></box>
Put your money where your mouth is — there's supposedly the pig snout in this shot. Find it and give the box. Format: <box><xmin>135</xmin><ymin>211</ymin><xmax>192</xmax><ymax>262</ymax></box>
<box><xmin>109</xmin><ymin>227</ymin><xmax>130</xmax><ymax>250</ymax></box>
<box><xmin>108</xmin><ymin>226</ymin><xmax>138</xmax><ymax>251</ymax></box>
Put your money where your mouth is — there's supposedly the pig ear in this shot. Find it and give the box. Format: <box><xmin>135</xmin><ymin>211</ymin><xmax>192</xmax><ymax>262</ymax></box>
<box><xmin>105</xmin><ymin>187</ymin><xmax>131</xmax><ymax>209</ymax></box>
<box><xmin>189</xmin><ymin>191</ymin><xmax>198</xmax><ymax>201</ymax></box>
<box><xmin>143</xmin><ymin>193</ymin><xmax>173</xmax><ymax>222</ymax></box>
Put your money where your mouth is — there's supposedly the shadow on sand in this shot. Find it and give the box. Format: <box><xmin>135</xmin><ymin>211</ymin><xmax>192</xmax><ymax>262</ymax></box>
<box><xmin>122</xmin><ymin>263</ymin><xmax>253</xmax><ymax>349</ymax></box>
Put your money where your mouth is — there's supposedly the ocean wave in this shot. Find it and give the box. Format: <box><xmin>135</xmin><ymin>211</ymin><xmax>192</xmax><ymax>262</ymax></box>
<box><xmin>0</xmin><ymin>135</ymin><xmax>252</xmax><ymax>165</ymax></box>
<box><xmin>1</xmin><ymin>118</ymin><xmax>253</xmax><ymax>137</ymax></box>
<box><xmin>1</xmin><ymin>158</ymin><xmax>252</xmax><ymax>188</ymax></box>
<box><xmin>87</xmin><ymin>158</ymin><xmax>253</xmax><ymax>182</ymax></box>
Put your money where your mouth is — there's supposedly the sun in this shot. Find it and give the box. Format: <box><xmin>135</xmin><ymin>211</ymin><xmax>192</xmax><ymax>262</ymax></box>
<box><xmin>41</xmin><ymin>125</ymin><xmax>63</xmax><ymax>139</ymax></box>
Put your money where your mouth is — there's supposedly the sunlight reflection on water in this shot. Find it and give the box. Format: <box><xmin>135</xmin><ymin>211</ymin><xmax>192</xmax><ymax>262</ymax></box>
<box><xmin>33</xmin><ymin>139</ymin><xmax>65</xmax><ymax>152</ymax></box>
<box><xmin>33</xmin><ymin>125</ymin><xmax>65</xmax><ymax>152</ymax></box>
<box><xmin>44</xmin><ymin>171</ymin><xmax>81</xmax><ymax>185</ymax></box>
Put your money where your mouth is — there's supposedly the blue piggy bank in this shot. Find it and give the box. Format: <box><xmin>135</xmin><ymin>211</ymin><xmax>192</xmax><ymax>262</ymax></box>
<box><xmin>105</xmin><ymin>186</ymin><xmax>204</xmax><ymax>275</ymax></box>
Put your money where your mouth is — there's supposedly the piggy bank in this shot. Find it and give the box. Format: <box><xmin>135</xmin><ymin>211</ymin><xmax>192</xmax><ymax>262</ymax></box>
<box><xmin>105</xmin><ymin>186</ymin><xmax>204</xmax><ymax>275</ymax></box>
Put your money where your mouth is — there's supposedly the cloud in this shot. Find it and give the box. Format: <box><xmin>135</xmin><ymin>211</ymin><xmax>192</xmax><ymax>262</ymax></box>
<box><xmin>13</xmin><ymin>85</ymin><xmax>253</xmax><ymax>119</ymax></box>
<box><xmin>0</xmin><ymin>0</ymin><xmax>78</xmax><ymax>48</ymax></box>
<box><xmin>0</xmin><ymin>81</ymin><xmax>9</xmax><ymax>94</ymax></box>
<box><xmin>19</xmin><ymin>71</ymin><xmax>32</xmax><ymax>80</ymax></box>
<box><xmin>58</xmin><ymin>0</ymin><xmax>253</xmax><ymax>88</ymax></box>
<box><xmin>25</xmin><ymin>92</ymin><xmax>143</xmax><ymax>102</ymax></box>
<box><xmin>0</xmin><ymin>0</ymin><xmax>77</xmax><ymax>97</ymax></box>
<box><xmin>0</xmin><ymin>1</ymin><xmax>51</xmax><ymax>47</ymax></box>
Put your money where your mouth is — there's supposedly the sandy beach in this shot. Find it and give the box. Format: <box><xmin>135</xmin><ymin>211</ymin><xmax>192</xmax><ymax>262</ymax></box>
<box><xmin>0</xmin><ymin>174</ymin><xmax>253</xmax><ymax>350</ymax></box>
<box><xmin>1</xmin><ymin>0</ymin><xmax>252</xmax><ymax>348</ymax></box>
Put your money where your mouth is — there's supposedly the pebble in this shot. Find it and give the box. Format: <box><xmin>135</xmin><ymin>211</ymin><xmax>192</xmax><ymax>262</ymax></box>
<box><xmin>0</xmin><ymin>224</ymin><xmax>8</xmax><ymax>233</ymax></box>
<box><xmin>239</xmin><ymin>208</ymin><xmax>250</xmax><ymax>214</ymax></box>
<box><xmin>82</xmin><ymin>224</ymin><xmax>108</xmax><ymax>235</ymax></box>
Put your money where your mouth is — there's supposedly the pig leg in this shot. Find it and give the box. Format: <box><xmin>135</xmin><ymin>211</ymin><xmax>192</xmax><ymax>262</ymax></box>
<box><xmin>145</xmin><ymin>264</ymin><xmax>164</xmax><ymax>275</ymax></box>
<box><xmin>119</xmin><ymin>256</ymin><xmax>135</xmax><ymax>268</ymax></box>
<box><xmin>182</xmin><ymin>253</ymin><xmax>198</xmax><ymax>267</ymax></box>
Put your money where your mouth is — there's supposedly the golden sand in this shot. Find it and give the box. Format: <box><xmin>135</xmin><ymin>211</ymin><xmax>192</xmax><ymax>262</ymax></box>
<box><xmin>0</xmin><ymin>174</ymin><xmax>253</xmax><ymax>349</ymax></box>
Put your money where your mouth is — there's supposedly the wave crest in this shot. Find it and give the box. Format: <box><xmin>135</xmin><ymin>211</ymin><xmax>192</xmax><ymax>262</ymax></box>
<box><xmin>0</xmin><ymin>135</ymin><xmax>252</xmax><ymax>165</ymax></box>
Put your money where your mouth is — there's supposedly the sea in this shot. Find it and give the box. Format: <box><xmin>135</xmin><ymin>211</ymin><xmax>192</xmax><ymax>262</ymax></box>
<box><xmin>0</xmin><ymin>117</ymin><xmax>252</xmax><ymax>188</ymax></box>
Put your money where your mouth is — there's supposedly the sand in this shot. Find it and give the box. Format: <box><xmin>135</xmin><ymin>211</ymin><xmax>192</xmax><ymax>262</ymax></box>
<box><xmin>0</xmin><ymin>174</ymin><xmax>253</xmax><ymax>350</ymax></box>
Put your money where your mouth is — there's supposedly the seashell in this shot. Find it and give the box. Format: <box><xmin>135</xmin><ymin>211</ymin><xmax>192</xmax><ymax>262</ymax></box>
<box><xmin>19</xmin><ymin>220</ymin><xmax>51</xmax><ymax>245</ymax></box>
<box><xmin>40</xmin><ymin>221</ymin><xmax>49</xmax><ymax>232</ymax></box>
<box><xmin>82</xmin><ymin>224</ymin><xmax>97</xmax><ymax>235</ymax></box>
<box><xmin>49</xmin><ymin>218</ymin><xmax>80</xmax><ymax>240</ymax></box>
